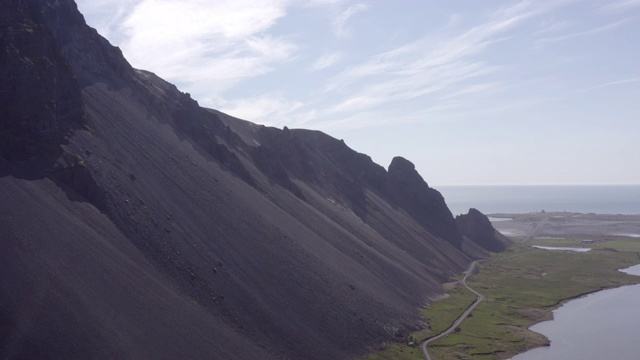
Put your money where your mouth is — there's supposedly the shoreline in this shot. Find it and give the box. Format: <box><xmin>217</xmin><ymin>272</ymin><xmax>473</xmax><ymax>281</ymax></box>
<box><xmin>509</xmin><ymin>263</ymin><xmax>640</xmax><ymax>359</ymax></box>
<box><xmin>367</xmin><ymin>212</ymin><xmax>640</xmax><ymax>360</ymax></box>
<box><xmin>427</xmin><ymin>212</ymin><xmax>640</xmax><ymax>360</ymax></box>
<box><xmin>510</xmin><ymin>283</ymin><xmax>640</xmax><ymax>358</ymax></box>
<box><xmin>488</xmin><ymin>211</ymin><xmax>640</xmax><ymax>243</ymax></box>
<box><xmin>426</xmin><ymin>244</ymin><xmax>640</xmax><ymax>360</ymax></box>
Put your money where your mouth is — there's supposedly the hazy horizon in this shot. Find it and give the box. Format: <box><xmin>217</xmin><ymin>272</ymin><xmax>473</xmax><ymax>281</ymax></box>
<box><xmin>76</xmin><ymin>0</ymin><xmax>640</xmax><ymax>186</ymax></box>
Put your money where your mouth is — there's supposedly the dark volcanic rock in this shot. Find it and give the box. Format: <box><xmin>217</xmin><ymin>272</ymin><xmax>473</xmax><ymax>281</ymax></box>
<box><xmin>0</xmin><ymin>1</ymin><xmax>477</xmax><ymax>359</ymax></box>
<box><xmin>0</xmin><ymin>1</ymin><xmax>85</xmax><ymax>162</ymax></box>
<box><xmin>456</xmin><ymin>208</ymin><xmax>511</xmax><ymax>252</ymax></box>
<box><xmin>387</xmin><ymin>156</ymin><xmax>463</xmax><ymax>248</ymax></box>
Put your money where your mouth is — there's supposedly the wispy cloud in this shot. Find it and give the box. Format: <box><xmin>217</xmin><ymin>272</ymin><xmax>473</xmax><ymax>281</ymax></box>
<box><xmin>597</xmin><ymin>0</ymin><xmax>640</xmax><ymax>13</ymax></box>
<box><xmin>76</xmin><ymin>0</ymin><xmax>139</xmax><ymax>43</ymax></box>
<box><xmin>320</xmin><ymin>1</ymin><xmax>542</xmax><ymax>119</ymax></box>
<box><xmin>317</xmin><ymin>103</ymin><xmax>461</xmax><ymax>131</ymax></box>
<box><xmin>437</xmin><ymin>82</ymin><xmax>502</xmax><ymax>101</ymax></box>
<box><xmin>79</xmin><ymin>0</ymin><xmax>557</xmax><ymax>128</ymax></box>
<box><xmin>576</xmin><ymin>77</ymin><xmax>640</xmax><ymax>93</ymax></box>
<box><xmin>118</xmin><ymin>0</ymin><xmax>293</xmax><ymax>97</ymax></box>
<box><xmin>310</xmin><ymin>52</ymin><xmax>342</xmax><ymax>71</ymax></box>
<box><xmin>217</xmin><ymin>95</ymin><xmax>304</xmax><ymax>126</ymax></box>
<box><xmin>78</xmin><ymin>0</ymin><xmax>637</xmax><ymax>135</ymax></box>
<box><xmin>535</xmin><ymin>16</ymin><xmax>571</xmax><ymax>35</ymax></box>
<box><xmin>536</xmin><ymin>17</ymin><xmax>634</xmax><ymax>44</ymax></box>
<box><xmin>332</xmin><ymin>3</ymin><xmax>369</xmax><ymax>38</ymax></box>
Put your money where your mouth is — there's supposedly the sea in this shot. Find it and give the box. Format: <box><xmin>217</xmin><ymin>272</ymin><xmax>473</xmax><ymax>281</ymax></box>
<box><xmin>436</xmin><ymin>185</ymin><xmax>640</xmax><ymax>216</ymax></box>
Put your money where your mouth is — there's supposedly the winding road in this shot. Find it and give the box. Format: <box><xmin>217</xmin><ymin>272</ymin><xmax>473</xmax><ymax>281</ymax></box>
<box><xmin>421</xmin><ymin>249</ymin><xmax>540</xmax><ymax>360</ymax></box>
<box><xmin>421</xmin><ymin>260</ymin><xmax>484</xmax><ymax>360</ymax></box>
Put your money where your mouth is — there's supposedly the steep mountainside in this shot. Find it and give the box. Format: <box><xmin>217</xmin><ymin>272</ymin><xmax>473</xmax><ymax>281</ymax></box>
<box><xmin>1</xmin><ymin>1</ymin><xmax>504</xmax><ymax>359</ymax></box>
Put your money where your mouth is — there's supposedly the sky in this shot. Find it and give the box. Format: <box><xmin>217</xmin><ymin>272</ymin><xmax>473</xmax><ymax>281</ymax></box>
<box><xmin>75</xmin><ymin>0</ymin><xmax>640</xmax><ymax>185</ymax></box>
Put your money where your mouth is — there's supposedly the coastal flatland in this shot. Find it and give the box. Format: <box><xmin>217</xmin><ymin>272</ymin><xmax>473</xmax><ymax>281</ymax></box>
<box><xmin>428</xmin><ymin>243</ymin><xmax>640</xmax><ymax>359</ymax></box>
<box><xmin>367</xmin><ymin>212</ymin><xmax>640</xmax><ymax>360</ymax></box>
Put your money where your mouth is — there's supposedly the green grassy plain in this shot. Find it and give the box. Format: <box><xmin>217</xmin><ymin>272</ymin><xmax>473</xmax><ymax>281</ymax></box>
<box><xmin>415</xmin><ymin>283</ymin><xmax>476</xmax><ymax>342</ymax></box>
<box><xmin>365</xmin><ymin>283</ymin><xmax>477</xmax><ymax>360</ymax></box>
<box><xmin>366</xmin><ymin>238</ymin><xmax>640</xmax><ymax>360</ymax></box>
<box><xmin>528</xmin><ymin>238</ymin><xmax>578</xmax><ymax>247</ymax></box>
<box><xmin>593</xmin><ymin>239</ymin><xmax>640</xmax><ymax>251</ymax></box>
<box><xmin>430</xmin><ymin>242</ymin><xmax>640</xmax><ymax>359</ymax></box>
<box><xmin>364</xmin><ymin>343</ymin><xmax>424</xmax><ymax>360</ymax></box>
<box><xmin>530</xmin><ymin>236</ymin><xmax>640</xmax><ymax>252</ymax></box>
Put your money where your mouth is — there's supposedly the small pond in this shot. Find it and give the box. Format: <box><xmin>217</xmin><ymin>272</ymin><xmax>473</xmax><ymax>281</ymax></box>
<box><xmin>532</xmin><ymin>245</ymin><xmax>591</xmax><ymax>252</ymax></box>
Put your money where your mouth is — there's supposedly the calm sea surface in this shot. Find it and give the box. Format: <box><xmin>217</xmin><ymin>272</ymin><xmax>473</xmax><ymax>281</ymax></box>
<box><xmin>436</xmin><ymin>185</ymin><xmax>640</xmax><ymax>216</ymax></box>
<box><xmin>510</xmin><ymin>265</ymin><xmax>640</xmax><ymax>360</ymax></box>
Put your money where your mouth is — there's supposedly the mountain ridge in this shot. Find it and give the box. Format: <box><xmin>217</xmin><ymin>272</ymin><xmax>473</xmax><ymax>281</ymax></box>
<box><xmin>0</xmin><ymin>1</ymin><xmax>507</xmax><ymax>359</ymax></box>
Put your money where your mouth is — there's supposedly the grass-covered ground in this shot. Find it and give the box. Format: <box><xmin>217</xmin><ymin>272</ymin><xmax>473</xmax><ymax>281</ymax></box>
<box><xmin>530</xmin><ymin>236</ymin><xmax>640</xmax><ymax>252</ymax></box>
<box><xmin>429</xmin><ymin>241</ymin><xmax>640</xmax><ymax>359</ymax></box>
<box><xmin>365</xmin><ymin>281</ymin><xmax>477</xmax><ymax>360</ymax></box>
<box><xmin>415</xmin><ymin>282</ymin><xmax>477</xmax><ymax>342</ymax></box>
<box><xmin>366</xmin><ymin>238</ymin><xmax>640</xmax><ymax>360</ymax></box>
<box><xmin>364</xmin><ymin>343</ymin><xmax>424</xmax><ymax>360</ymax></box>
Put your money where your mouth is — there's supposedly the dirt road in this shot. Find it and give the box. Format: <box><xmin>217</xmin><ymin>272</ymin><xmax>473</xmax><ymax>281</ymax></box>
<box><xmin>421</xmin><ymin>260</ymin><xmax>483</xmax><ymax>360</ymax></box>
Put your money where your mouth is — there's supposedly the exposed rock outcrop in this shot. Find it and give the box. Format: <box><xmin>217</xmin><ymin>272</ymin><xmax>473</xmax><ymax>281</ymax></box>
<box><xmin>387</xmin><ymin>156</ymin><xmax>463</xmax><ymax>248</ymax></box>
<box><xmin>0</xmin><ymin>1</ymin><xmax>85</xmax><ymax>162</ymax></box>
<box><xmin>456</xmin><ymin>208</ymin><xmax>511</xmax><ymax>252</ymax></box>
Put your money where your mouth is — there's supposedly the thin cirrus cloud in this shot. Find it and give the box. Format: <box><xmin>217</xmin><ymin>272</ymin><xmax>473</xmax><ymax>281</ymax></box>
<box><xmin>310</xmin><ymin>52</ymin><xmax>343</xmax><ymax>71</ymax></box>
<box><xmin>78</xmin><ymin>0</ymin><xmax>542</xmax><ymax>127</ymax></box>
<box><xmin>320</xmin><ymin>1</ymin><xmax>541</xmax><ymax>118</ymax></box>
<box><xmin>534</xmin><ymin>18</ymin><xmax>571</xmax><ymax>35</ymax></box>
<box><xmin>535</xmin><ymin>17</ymin><xmax>635</xmax><ymax>45</ymax></box>
<box><xmin>332</xmin><ymin>3</ymin><xmax>369</xmax><ymax>38</ymax></box>
<box><xmin>217</xmin><ymin>95</ymin><xmax>304</xmax><ymax>123</ymax></box>
<box><xmin>597</xmin><ymin>0</ymin><xmax>640</xmax><ymax>13</ymax></box>
<box><xmin>576</xmin><ymin>77</ymin><xmax>640</xmax><ymax>94</ymax></box>
<box><xmin>74</xmin><ymin>0</ymin><xmax>137</xmax><ymax>43</ymax></box>
<box><xmin>76</xmin><ymin>0</ymin><xmax>639</xmax><ymax>133</ymax></box>
<box><xmin>226</xmin><ymin>1</ymin><xmax>557</xmax><ymax>127</ymax></box>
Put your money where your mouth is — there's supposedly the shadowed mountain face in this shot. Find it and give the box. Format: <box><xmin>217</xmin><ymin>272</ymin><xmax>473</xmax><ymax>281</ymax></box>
<box><xmin>1</xmin><ymin>1</ymin><xmax>503</xmax><ymax>359</ymax></box>
<box><xmin>456</xmin><ymin>208</ymin><xmax>512</xmax><ymax>253</ymax></box>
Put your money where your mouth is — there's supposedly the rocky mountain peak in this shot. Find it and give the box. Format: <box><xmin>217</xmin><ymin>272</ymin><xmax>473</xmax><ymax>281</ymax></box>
<box><xmin>386</xmin><ymin>156</ymin><xmax>463</xmax><ymax>247</ymax></box>
<box><xmin>456</xmin><ymin>208</ymin><xmax>511</xmax><ymax>252</ymax></box>
<box><xmin>389</xmin><ymin>155</ymin><xmax>416</xmax><ymax>172</ymax></box>
<box><xmin>388</xmin><ymin>156</ymin><xmax>431</xmax><ymax>189</ymax></box>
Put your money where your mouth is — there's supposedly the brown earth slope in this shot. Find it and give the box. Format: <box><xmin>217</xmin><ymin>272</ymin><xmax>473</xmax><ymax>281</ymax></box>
<box><xmin>0</xmin><ymin>1</ymin><xmax>503</xmax><ymax>359</ymax></box>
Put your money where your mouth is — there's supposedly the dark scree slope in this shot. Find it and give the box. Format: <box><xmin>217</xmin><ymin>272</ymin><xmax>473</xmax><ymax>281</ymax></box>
<box><xmin>0</xmin><ymin>1</ymin><xmax>505</xmax><ymax>359</ymax></box>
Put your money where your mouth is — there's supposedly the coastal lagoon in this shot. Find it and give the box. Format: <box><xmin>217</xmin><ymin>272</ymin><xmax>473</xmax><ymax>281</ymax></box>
<box><xmin>510</xmin><ymin>264</ymin><xmax>640</xmax><ymax>360</ymax></box>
